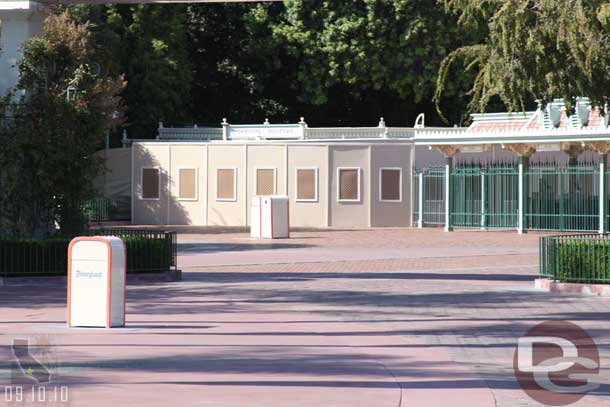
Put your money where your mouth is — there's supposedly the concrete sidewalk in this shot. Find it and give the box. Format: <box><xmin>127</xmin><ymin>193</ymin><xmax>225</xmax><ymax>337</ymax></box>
<box><xmin>0</xmin><ymin>283</ymin><xmax>495</xmax><ymax>407</ymax></box>
<box><xmin>1</xmin><ymin>229</ymin><xmax>608</xmax><ymax>407</ymax></box>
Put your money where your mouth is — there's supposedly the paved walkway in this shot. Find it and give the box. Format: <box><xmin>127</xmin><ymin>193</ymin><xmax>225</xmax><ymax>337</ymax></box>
<box><xmin>1</xmin><ymin>228</ymin><xmax>609</xmax><ymax>406</ymax></box>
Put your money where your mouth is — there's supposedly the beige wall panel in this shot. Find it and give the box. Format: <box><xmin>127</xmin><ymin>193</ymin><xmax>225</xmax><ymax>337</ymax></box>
<box><xmin>132</xmin><ymin>143</ymin><xmax>169</xmax><ymax>225</ymax></box>
<box><xmin>329</xmin><ymin>146</ymin><xmax>370</xmax><ymax>228</ymax></box>
<box><xmin>207</xmin><ymin>144</ymin><xmax>246</xmax><ymax>226</ymax></box>
<box><xmin>370</xmin><ymin>144</ymin><xmax>412</xmax><ymax>227</ymax></box>
<box><xmin>287</xmin><ymin>145</ymin><xmax>328</xmax><ymax>228</ymax></box>
<box><xmin>169</xmin><ymin>144</ymin><xmax>207</xmax><ymax>225</ymax></box>
<box><xmin>93</xmin><ymin>148</ymin><xmax>131</xmax><ymax>198</ymax></box>
<box><xmin>246</xmin><ymin>145</ymin><xmax>286</xmax><ymax>226</ymax></box>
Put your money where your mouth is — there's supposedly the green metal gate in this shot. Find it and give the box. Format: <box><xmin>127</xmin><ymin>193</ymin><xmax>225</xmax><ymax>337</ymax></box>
<box><xmin>421</xmin><ymin>166</ymin><xmax>446</xmax><ymax>226</ymax></box>
<box><xmin>450</xmin><ymin>167</ymin><xmax>482</xmax><ymax>228</ymax></box>
<box><xmin>525</xmin><ymin>165</ymin><xmax>599</xmax><ymax>231</ymax></box>
<box><xmin>450</xmin><ymin>165</ymin><xmax>518</xmax><ymax>229</ymax></box>
<box><xmin>485</xmin><ymin>165</ymin><xmax>519</xmax><ymax>228</ymax></box>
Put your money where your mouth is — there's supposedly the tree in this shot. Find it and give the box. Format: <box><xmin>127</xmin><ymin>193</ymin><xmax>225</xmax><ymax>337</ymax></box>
<box><xmin>256</xmin><ymin>0</ymin><xmax>479</xmax><ymax>125</ymax></box>
<box><xmin>435</xmin><ymin>0</ymin><xmax>610</xmax><ymax>116</ymax></box>
<box><xmin>68</xmin><ymin>4</ymin><xmax>192</xmax><ymax>138</ymax></box>
<box><xmin>0</xmin><ymin>12</ymin><xmax>125</xmax><ymax>237</ymax></box>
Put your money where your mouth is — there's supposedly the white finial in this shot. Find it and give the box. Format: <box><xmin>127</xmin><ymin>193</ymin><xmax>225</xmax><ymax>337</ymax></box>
<box><xmin>299</xmin><ymin>117</ymin><xmax>306</xmax><ymax>124</ymax></box>
<box><xmin>378</xmin><ymin>117</ymin><xmax>386</xmax><ymax>128</ymax></box>
<box><xmin>158</xmin><ymin>121</ymin><xmax>164</xmax><ymax>129</ymax></box>
<box><xmin>264</xmin><ymin>118</ymin><xmax>270</xmax><ymax>125</ymax></box>
<box><xmin>222</xmin><ymin>118</ymin><xmax>228</xmax><ymax>125</ymax></box>
<box><xmin>414</xmin><ymin>113</ymin><xmax>425</xmax><ymax>128</ymax></box>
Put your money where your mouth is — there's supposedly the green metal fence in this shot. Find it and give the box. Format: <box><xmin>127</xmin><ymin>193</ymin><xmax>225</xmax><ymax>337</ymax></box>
<box><xmin>540</xmin><ymin>234</ymin><xmax>610</xmax><ymax>284</ymax></box>
<box><xmin>416</xmin><ymin>162</ymin><xmax>604</xmax><ymax>232</ymax></box>
<box><xmin>421</xmin><ymin>166</ymin><xmax>446</xmax><ymax>226</ymax></box>
<box><xmin>450</xmin><ymin>166</ymin><xmax>482</xmax><ymax>228</ymax></box>
<box><xmin>525</xmin><ymin>165</ymin><xmax>599</xmax><ymax>231</ymax></box>
<box><xmin>0</xmin><ymin>229</ymin><xmax>177</xmax><ymax>277</ymax></box>
<box><xmin>449</xmin><ymin>165</ymin><xmax>518</xmax><ymax>229</ymax></box>
<box><xmin>83</xmin><ymin>196</ymin><xmax>131</xmax><ymax>222</ymax></box>
<box><xmin>486</xmin><ymin>166</ymin><xmax>519</xmax><ymax>228</ymax></box>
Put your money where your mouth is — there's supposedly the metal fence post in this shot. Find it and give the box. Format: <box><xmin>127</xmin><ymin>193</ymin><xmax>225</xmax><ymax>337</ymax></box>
<box><xmin>418</xmin><ymin>172</ymin><xmax>424</xmax><ymax>228</ymax></box>
<box><xmin>480</xmin><ymin>170</ymin><xmax>487</xmax><ymax>230</ymax></box>
<box><xmin>600</xmin><ymin>154</ymin><xmax>606</xmax><ymax>235</ymax></box>
<box><xmin>518</xmin><ymin>156</ymin><xmax>525</xmax><ymax>234</ymax></box>
<box><xmin>445</xmin><ymin>157</ymin><xmax>453</xmax><ymax>232</ymax></box>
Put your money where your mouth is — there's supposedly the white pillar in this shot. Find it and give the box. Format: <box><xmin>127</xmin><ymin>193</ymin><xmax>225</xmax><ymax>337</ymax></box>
<box><xmin>298</xmin><ymin>117</ymin><xmax>307</xmax><ymax>139</ymax></box>
<box><xmin>599</xmin><ymin>154</ymin><xmax>606</xmax><ymax>235</ymax></box>
<box><xmin>221</xmin><ymin>118</ymin><xmax>229</xmax><ymax>141</ymax></box>
<box><xmin>418</xmin><ymin>172</ymin><xmax>423</xmax><ymax>228</ymax></box>
<box><xmin>480</xmin><ymin>171</ymin><xmax>486</xmax><ymax>230</ymax></box>
<box><xmin>518</xmin><ymin>156</ymin><xmax>525</xmax><ymax>234</ymax></box>
<box><xmin>0</xmin><ymin>2</ymin><xmax>45</xmax><ymax>96</ymax></box>
<box><xmin>444</xmin><ymin>157</ymin><xmax>452</xmax><ymax>232</ymax></box>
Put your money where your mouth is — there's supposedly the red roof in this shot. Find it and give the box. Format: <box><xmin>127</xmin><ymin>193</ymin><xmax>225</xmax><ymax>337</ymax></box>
<box><xmin>468</xmin><ymin>121</ymin><xmax>528</xmax><ymax>132</ymax></box>
<box><xmin>588</xmin><ymin>108</ymin><xmax>604</xmax><ymax>128</ymax></box>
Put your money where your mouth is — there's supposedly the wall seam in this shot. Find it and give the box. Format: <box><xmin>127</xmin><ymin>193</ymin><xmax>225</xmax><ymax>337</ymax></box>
<box><xmin>244</xmin><ymin>144</ymin><xmax>248</xmax><ymax>226</ymax></box>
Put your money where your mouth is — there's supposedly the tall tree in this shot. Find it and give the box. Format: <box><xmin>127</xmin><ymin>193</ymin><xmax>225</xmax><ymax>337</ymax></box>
<box><xmin>188</xmin><ymin>3</ymin><xmax>296</xmax><ymax>125</ymax></box>
<box><xmin>257</xmin><ymin>0</ymin><xmax>479</xmax><ymax>126</ymax></box>
<box><xmin>69</xmin><ymin>4</ymin><xmax>192</xmax><ymax>138</ymax></box>
<box><xmin>436</xmin><ymin>0</ymin><xmax>610</xmax><ymax>116</ymax></box>
<box><xmin>0</xmin><ymin>12</ymin><xmax>125</xmax><ymax>237</ymax></box>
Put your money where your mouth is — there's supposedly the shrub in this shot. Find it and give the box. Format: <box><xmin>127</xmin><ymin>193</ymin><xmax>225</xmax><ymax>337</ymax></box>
<box><xmin>0</xmin><ymin>233</ymin><xmax>174</xmax><ymax>277</ymax></box>
<box><xmin>551</xmin><ymin>240</ymin><xmax>610</xmax><ymax>283</ymax></box>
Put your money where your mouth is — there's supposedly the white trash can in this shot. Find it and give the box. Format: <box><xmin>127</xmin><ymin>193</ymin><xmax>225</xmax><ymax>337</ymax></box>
<box><xmin>67</xmin><ymin>236</ymin><xmax>126</xmax><ymax>328</ymax></box>
<box><xmin>250</xmin><ymin>196</ymin><xmax>290</xmax><ymax>239</ymax></box>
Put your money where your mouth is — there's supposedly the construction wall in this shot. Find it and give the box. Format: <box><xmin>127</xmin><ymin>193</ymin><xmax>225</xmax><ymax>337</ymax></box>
<box><xmin>131</xmin><ymin>141</ymin><xmax>413</xmax><ymax>228</ymax></box>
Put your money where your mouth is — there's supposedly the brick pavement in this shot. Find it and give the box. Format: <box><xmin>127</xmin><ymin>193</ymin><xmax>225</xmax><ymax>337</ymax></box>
<box><xmin>0</xmin><ymin>228</ymin><xmax>608</xmax><ymax>407</ymax></box>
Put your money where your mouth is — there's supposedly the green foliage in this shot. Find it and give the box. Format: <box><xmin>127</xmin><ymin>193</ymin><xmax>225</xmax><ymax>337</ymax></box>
<box><xmin>436</xmin><ymin>0</ymin><xmax>610</xmax><ymax>117</ymax></box>
<box><xmin>66</xmin><ymin>1</ymin><xmax>479</xmax><ymax>128</ymax></box>
<box><xmin>551</xmin><ymin>240</ymin><xmax>610</xmax><ymax>283</ymax></box>
<box><xmin>0</xmin><ymin>235</ymin><xmax>172</xmax><ymax>277</ymax></box>
<box><xmin>68</xmin><ymin>4</ymin><xmax>192</xmax><ymax>137</ymax></box>
<box><xmin>258</xmin><ymin>0</ymin><xmax>478</xmax><ymax>125</ymax></box>
<box><xmin>0</xmin><ymin>13</ymin><xmax>125</xmax><ymax>238</ymax></box>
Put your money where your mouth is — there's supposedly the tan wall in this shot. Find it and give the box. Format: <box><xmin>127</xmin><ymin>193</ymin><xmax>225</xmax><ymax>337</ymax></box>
<box><xmin>287</xmin><ymin>145</ymin><xmax>328</xmax><ymax>228</ymax></box>
<box><xmin>132</xmin><ymin>141</ymin><xmax>415</xmax><ymax>228</ymax></box>
<box><xmin>207</xmin><ymin>144</ymin><xmax>246</xmax><ymax>226</ymax></box>
<box><xmin>246</xmin><ymin>145</ymin><xmax>287</xmax><ymax>226</ymax></box>
<box><xmin>329</xmin><ymin>145</ymin><xmax>370</xmax><ymax>228</ymax></box>
<box><xmin>93</xmin><ymin>148</ymin><xmax>131</xmax><ymax>198</ymax></box>
<box><xmin>168</xmin><ymin>144</ymin><xmax>207</xmax><ymax>225</ymax></box>
<box><xmin>132</xmin><ymin>143</ymin><xmax>169</xmax><ymax>225</ymax></box>
<box><xmin>370</xmin><ymin>144</ymin><xmax>412</xmax><ymax>227</ymax></box>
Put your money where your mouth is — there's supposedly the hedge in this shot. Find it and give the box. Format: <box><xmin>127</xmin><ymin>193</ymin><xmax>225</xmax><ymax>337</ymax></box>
<box><xmin>541</xmin><ymin>235</ymin><xmax>610</xmax><ymax>284</ymax></box>
<box><xmin>0</xmin><ymin>233</ymin><xmax>175</xmax><ymax>277</ymax></box>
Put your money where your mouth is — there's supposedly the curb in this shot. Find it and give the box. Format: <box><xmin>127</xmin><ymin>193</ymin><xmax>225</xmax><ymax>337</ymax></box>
<box><xmin>535</xmin><ymin>278</ymin><xmax>610</xmax><ymax>297</ymax></box>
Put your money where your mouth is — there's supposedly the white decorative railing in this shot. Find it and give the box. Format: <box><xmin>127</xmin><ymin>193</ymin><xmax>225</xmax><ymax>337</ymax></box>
<box><xmin>153</xmin><ymin>118</ymin><xmax>471</xmax><ymax>142</ymax></box>
<box><xmin>415</xmin><ymin>126</ymin><xmax>610</xmax><ymax>146</ymax></box>
<box><xmin>305</xmin><ymin>127</ymin><xmax>388</xmax><ymax>139</ymax></box>
<box><xmin>417</xmin><ymin>126</ymin><xmax>610</xmax><ymax>139</ymax></box>
<box><xmin>158</xmin><ymin>126</ymin><xmax>223</xmax><ymax>141</ymax></box>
